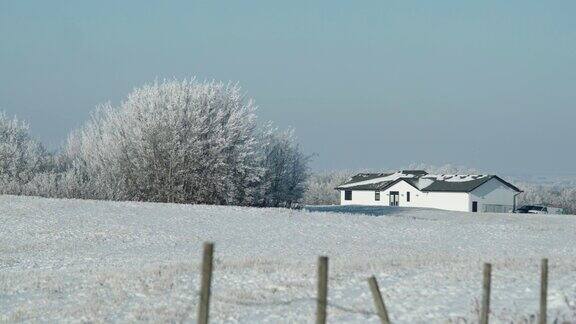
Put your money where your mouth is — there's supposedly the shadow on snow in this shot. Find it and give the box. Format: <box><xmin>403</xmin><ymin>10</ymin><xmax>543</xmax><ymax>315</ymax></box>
<box><xmin>304</xmin><ymin>205</ymin><xmax>423</xmax><ymax>217</ymax></box>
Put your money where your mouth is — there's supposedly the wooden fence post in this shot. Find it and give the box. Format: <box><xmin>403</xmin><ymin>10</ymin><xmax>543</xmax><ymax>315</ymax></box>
<box><xmin>368</xmin><ymin>276</ymin><xmax>391</xmax><ymax>324</ymax></box>
<box><xmin>539</xmin><ymin>258</ymin><xmax>548</xmax><ymax>324</ymax></box>
<box><xmin>316</xmin><ymin>256</ymin><xmax>329</xmax><ymax>324</ymax></box>
<box><xmin>480</xmin><ymin>263</ymin><xmax>492</xmax><ymax>324</ymax></box>
<box><xmin>197</xmin><ymin>242</ymin><xmax>214</xmax><ymax>324</ymax></box>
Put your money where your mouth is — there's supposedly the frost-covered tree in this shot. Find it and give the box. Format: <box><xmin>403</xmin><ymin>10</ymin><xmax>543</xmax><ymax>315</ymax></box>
<box><xmin>255</xmin><ymin>127</ymin><xmax>310</xmax><ymax>207</ymax></box>
<box><xmin>0</xmin><ymin>111</ymin><xmax>50</xmax><ymax>194</ymax></box>
<box><xmin>65</xmin><ymin>79</ymin><xmax>264</xmax><ymax>204</ymax></box>
<box><xmin>403</xmin><ymin>163</ymin><xmax>482</xmax><ymax>175</ymax></box>
<box><xmin>304</xmin><ymin>170</ymin><xmax>355</xmax><ymax>205</ymax></box>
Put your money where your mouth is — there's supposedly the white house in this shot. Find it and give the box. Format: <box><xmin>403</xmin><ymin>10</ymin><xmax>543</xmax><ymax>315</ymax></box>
<box><xmin>336</xmin><ymin>170</ymin><xmax>522</xmax><ymax>213</ymax></box>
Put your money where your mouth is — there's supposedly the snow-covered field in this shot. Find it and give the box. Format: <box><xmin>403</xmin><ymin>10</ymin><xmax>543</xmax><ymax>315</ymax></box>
<box><xmin>1</xmin><ymin>196</ymin><xmax>576</xmax><ymax>323</ymax></box>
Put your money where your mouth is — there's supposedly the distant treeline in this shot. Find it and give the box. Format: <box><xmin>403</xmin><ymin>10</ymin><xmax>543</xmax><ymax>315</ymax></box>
<box><xmin>0</xmin><ymin>79</ymin><xmax>309</xmax><ymax>207</ymax></box>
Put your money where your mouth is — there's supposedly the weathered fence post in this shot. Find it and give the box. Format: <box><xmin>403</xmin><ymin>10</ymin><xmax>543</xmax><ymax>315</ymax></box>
<box><xmin>368</xmin><ymin>276</ymin><xmax>391</xmax><ymax>324</ymax></box>
<box><xmin>197</xmin><ymin>242</ymin><xmax>214</xmax><ymax>324</ymax></box>
<box><xmin>539</xmin><ymin>258</ymin><xmax>548</xmax><ymax>324</ymax></box>
<box><xmin>480</xmin><ymin>263</ymin><xmax>492</xmax><ymax>324</ymax></box>
<box><xmin>316</xmin><ymin>256</ymin><xmax>329</xmax><ymax>324</ymax></box>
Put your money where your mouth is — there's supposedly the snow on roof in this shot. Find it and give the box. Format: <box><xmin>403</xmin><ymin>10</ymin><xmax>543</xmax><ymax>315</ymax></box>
<box><xmin>423</xmin><ymin>174</ymin><xmax>488</xmax><ymax>182</ymax></box>
<box><xmin>338</xmin><ymin>171</ymin><xmax>417</xmax><ymax>189</ymax></box>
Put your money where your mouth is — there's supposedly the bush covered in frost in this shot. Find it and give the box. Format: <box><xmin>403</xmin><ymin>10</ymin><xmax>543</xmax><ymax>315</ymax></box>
<box><xmin>0</xmin><ymin>112</ymin><xmax>52</xmax><ymax>194</ymax></box>
<box><xmin>0</xmin><ymin>79</ymin><xmax>309</xmax><ymax>207</ymax></box>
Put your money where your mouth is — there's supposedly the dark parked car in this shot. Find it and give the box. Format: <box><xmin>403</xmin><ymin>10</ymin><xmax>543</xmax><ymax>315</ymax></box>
<box><xmin>515</xmin><ymin>205</ymin><xmax>548</xmax><ymax>214</ymax></box>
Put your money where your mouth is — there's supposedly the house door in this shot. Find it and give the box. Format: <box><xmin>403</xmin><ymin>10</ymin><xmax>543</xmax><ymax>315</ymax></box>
<box><xmin>472</xmin><ymin>201</ymin><xmax>478</xmax><ymax>212</ymax></box>
<box><xmin>389</xmin><ymin>191</ymin><xmax>400</xmax><ymax>206</ymax></box>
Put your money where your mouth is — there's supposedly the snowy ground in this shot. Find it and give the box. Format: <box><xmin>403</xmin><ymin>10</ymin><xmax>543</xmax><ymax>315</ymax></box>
<box><xmin>1</xmin><ymin>196</ymin><xmax>576</xmax><ymax>323</ymax></box>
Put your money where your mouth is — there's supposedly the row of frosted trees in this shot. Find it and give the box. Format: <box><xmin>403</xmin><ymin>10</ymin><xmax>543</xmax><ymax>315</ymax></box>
<box><xmin>0</xmin><ymin>79</ymin><xmax>309</xmax><ymax>207</ymax></box>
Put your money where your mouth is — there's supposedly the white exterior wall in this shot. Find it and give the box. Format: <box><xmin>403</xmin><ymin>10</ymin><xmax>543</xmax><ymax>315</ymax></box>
<box><xmin>381</xmin><ymin>181</ymin><xmax>422</xmax><ymax>207</ymax></box>
<box><xmin>415</xmin><ymin>191</ymin><xmax>471</xmax><ymax>212</ymax></box>
<box><xmin>469</xmin><ymin>178</ymin><xmax>517</xmax><ymax>212</ymax></box>
<box><xmin>340</xmin><ymin>181</ymin><xmax>422</xmax><ymax>207</ymax></box>
<box><xmin>340</xmin><ymin>185</ymin><xmax>471</xmax><ymax>212</ymax></box>
<box><xmin>340</xmin><ymin>190</ymin><xmax>382</xmax><ymax>206</ymax></box>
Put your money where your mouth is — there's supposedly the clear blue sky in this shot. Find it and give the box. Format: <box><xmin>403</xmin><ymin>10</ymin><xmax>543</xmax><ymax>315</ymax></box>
<box><xmin>1</xmin><ymin>1</ymin><xmax>575</xmax><ymax>175</ymax></box>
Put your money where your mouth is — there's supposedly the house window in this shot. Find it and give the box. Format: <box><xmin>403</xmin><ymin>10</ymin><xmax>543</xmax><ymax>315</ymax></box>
<box><xmin>344</xmin><ymin>190</ymin><xmax>352</xmax><ymax>201</ymax></box>
<box><xmin>407</xmin><ymin>191</ymin><xmax>411</xmax><ymax>202</ymax></box>
<box><xmin>375</xmin><ymin>191</ymin><xmax>380</xmax><ymax>201</ymax></box>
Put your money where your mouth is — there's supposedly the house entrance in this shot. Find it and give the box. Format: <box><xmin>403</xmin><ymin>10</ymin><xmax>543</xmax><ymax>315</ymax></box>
<box><xmin>389</xmin><ymin>191</ymin><xmax>400</xmax><ymax>206</ymax></box>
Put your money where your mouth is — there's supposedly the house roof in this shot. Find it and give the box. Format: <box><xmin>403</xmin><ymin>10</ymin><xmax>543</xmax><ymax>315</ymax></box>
<box><xmin>336</xmin><ymin>170</ymin><xmax>522</xmax><ymax>193</ymax></box>
<box><xmin>336</xmin><ymin>170</ymin><xmax>419</xmax><ymax>191</ymax></box>
<box><xmin>339</xmin><ymin>173</ymin><xmax>393</xmax><ymax>187</ymax></box>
